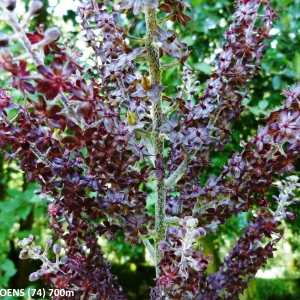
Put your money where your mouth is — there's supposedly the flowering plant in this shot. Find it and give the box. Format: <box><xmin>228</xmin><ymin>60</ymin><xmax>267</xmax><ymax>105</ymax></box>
<box><xmin>0</xmin><ymin>0</ymin><xmax>300</xmax><ymax>299</ymax></box>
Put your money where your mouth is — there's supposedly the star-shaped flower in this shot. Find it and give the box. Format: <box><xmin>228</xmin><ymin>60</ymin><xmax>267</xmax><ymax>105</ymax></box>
<box><xmin>120</xmin><ymin>0</ymin><xmax>158</xmax><ymax>15</ymax></box>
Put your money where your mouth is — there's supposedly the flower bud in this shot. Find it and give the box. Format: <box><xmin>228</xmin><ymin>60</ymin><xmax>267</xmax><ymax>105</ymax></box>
<box><xmin>180</xmin><ymin>216</ymin><xmax>198</xmax><ymax>229</ymax></box>
<box><xmin>29</xmin><ymin>1</ymin><xmax>43</xmax><ymax>15</ymax></box>
<box><xmin>196</xmin><ymin>260</ymin><xmax>208</xmax><ymax>272</ymax></box>
<box><xmin>168</xmin><ymin>226</ymin><xmax>179</xmax><ymax>236</ymax></box>
<box><xmin>141</xmin><ymin>75</ymin><xmax>152</xmax><ymax>91</ymax></box>
<box><xmin>68</xmin><ymin>42</ymin><xmax>74</xmax><ymax>49</ymax></box>
<box><xmin>122</xmin><ymin>43</ymin><xmax>132</xmax><ymax>54</ymax></box>
<box><xmin>44</xmin><ymin>27</ymin><xmax>61</xmax><ymax>43</ymax></box>
<box><xmin>177</xmin><ymin>228</ymin><xmax>186</xmax><ymax>239</ymax></box>
<box><xmin>0</xmin><ymin>33</ymin><xmax>9</xmax><ymax>47</ymax></box>
<box><xmin>39</xmin><ymin>193</ymin><xmax>48</xmax><ymax>200</ymax></box>
<box><xmin>60</xmin><ymin>255</ymin><xmax>68</xmax><ymax>264</ymax></box>
<box><xmin>36</xmin><ymin>269</ymin><xmax>44</xmax><ymax>277</ymax></box>
<box><xmin>4</xmin><ymin>0</ymin><xmax>16</xmax><ymax>11</ymax></box>
<box><xmin>285</xmin><ymin>211</ymin><xmax>296</xmax><ymax>221</ymax></box>
<box><xmin>259</xmin><ymin>199</ymin><xmax>268</xmax><ymax>207</ymax></box>
<box><xmin>127</xmin><ymin>110</ymin><xmax>137</xmax><ymax>125</ymax></box>
<box><xmin>111</xmin><ymin>51</ymin><xmax>118</xmax><ymax>59</ymax></box>
<box><xmin>19</xmin><ymin>249</ymin><xmax>30</xmax><ymax>259</ymax></box>
<box><xmin>190</xmin><ymin>227</ymin><xmax>206</xmax><ymax>239</ymax></box>
<box><xmin>32</xmin><ymin>246</ymin><xmax>43</xmax><ymax>255</ymax></box>
<box><xmin>53</xmin><ymin>244</ymin><xmax>61</xmax><ymax>255</ymax></box>
<box><xmin>19</xmin><ymin>235</ymin><xmax>36</xmax><ymax>247</ymax></box>
<box><xmin>183</xmin><ymin>249</ymin><xmax>193</xmax><ymax>257</ymax></box>
<box><xmin>27</xmin><ymin>234</ymin><xmax>36</xmax><ymax>244</ymax></box>
<box><xmin>46</xmin><ymin>238</ymin><xmax>53</xmax><ymax>249</ymax></box>
<box><xmin>159</xmin><ymin>47</ymin><xmax>164</xmax><ymax>58</ymax></box>
<box><xmin>29</xmin><ymin>271</ymin><xmax>40</xmax><ymax>281</ymax></box>
<box><xmin>136</xmin><ymin>106</ymin><xmax>145</xmax><ymax>117</ymax></box>
<box><xmin>158</xmin><ymin>241</ymin><xmax>171</xmax><ymax>251</ymax></box>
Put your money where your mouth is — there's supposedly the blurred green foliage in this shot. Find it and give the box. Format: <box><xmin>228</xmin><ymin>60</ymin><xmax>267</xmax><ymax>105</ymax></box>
<box><xmin>244</xmin><ymin>278</ymin><xmax>300</xmax><ymax>300</ymax></box>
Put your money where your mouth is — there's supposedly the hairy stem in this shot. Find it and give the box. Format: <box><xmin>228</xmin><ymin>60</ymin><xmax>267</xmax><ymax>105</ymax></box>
<box><xmin>126</xmin><ymin>34</ymin><xmax>146</xmax><ymax>44</ymax></box>
<box><xmin>139</xmin><ymin>234</ymin><xmax>156</xmax><ymax>262</ymax></box>
<box><xmin>1</xmin><ymin>2</ymin><xmax>86</xmax><ymax>131</ymax></box>
<box><xmin>165</xmin><ymin>149</ymin><xmax>197</xmax><ymax>188</ymax></box>
<box><xmin>157</xmin><ymin>13</ymin><xmax>175</xmax><ymax>25</ymax></box>
<box><xmin>161</xmin><ymin>61</ymin><xmax>180</xmax><ymax>71</ymax></box>
<box><xmin>0</xmin><ymin>3</ymin><xmax>44</xmax><ymax>65</ymax></box>
<box><xmin>145</xmin><ymin>7</ymin><xmax>166</xmax><ymax>276</ymax></box>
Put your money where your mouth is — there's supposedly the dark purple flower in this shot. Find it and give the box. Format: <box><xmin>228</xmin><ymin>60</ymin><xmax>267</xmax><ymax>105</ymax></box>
<box><xmin>99</xmin><ymin>190</ymin><xmax>132</xmax><ymax>217</ymax></box>
<box><xmin>158</xmin><ymin>0</ymin><xmax>191</xmax><ymax>27</ymax></box>
<box><xmin>131</xmin><ymin>83</ymin><xmax>165</xmax><ymax>103</ymax></box>
<box><xmin>232</xmin><ymin>2</ymin><xmax>257</xmax><ymax>25</ymax></box>
<box><xmin>204</xmin><ymin>76</ymin><xmax>222</xmax><ymax>98</ymax></box>
<box><xmin>224</xmin><ymin>23</ymin><xmax>237</xmax><ymax>43</ymax></box>
<box><xmin>263</xmin><ymin>6</ymin><xmax>278</xmax><ymax>26</ymax></box>
<box><xmin>285</xmin><ymin>211</ymin><xmax>296</xmax><ymax>221</ymax></box>
<box><xmin>160</xmin><ymin>116</ymin><xmax>185</xmax><ymax>146</ymax></box>
<box><xmin>185</xmin><ymin>126</ymin><xmax>210</xmax><ymax>149</ymax></box>
<box><xmin>270</xmin><ymin>111</ymin><xmax>300</xmax><ymax>143</ymax></box>
<box><xmin>281</xmin><ymin>83</ymin><xmax>300</xmax><ymax>108</ymax></box>
<box><xmin>250</xmin><ymin>125</ymin><xmax>272</xmax><ymax>151</ymax></box>
<box><xmin>36</xmin><ymin>57</ymin><xmax>76</xmax><ymax>100</ymax></box>
<box><xmin>153</xmin><ymin>26</ymin><xmax>186</xmax><ymax>58</ymax></box>
<box><xmin>224</xmin><ymin>151</ymin><xmax>246</xmax><ymax>179</ymax></box>
<box><xmin>231</xmin><ymin>35</ymin><xmax>257</xmax><ymax>61</ymax></box>
<box><xmin>166</xmin><ymin>196</ymin><xmax>181</xmax><ymax>216</ymax></box>
<box><xmin>96</xmin><ymin>40</ymin><xmax>118</xmax><ymax>61</ymax></box>
<box><xmin>193</xmin><ymin>98</ymin><xmax>215</xmax><ymax>119</ymax></box>
<box><xmin>216</xmin><ymin>48</ymin><xmax>233</xmax><ymax>70</ymax></box>
<box><xmin>101</xmin><ymin>62</ymin><xmax>124</xmax><ymax>83</ymax></box>
<box><xmin>120</xmin><ymin>0</ymin><xmax>158</xmax><ymax>15</ymax></box>
<box><xmin>97</xmin><ymin>221</ymin><xmax>121</xmax><ymax>241</ymax></box>
<box><xmin>0</xmin><ymin>88</ymin><xmax>16</xmax><ymax>113</ymax></box>
<box><xmin>95</xmin><ymin>9</ymin><xmax>116</xmax><ymax>35</ymax></box>
<box><xmin>225</xmin><ymin>64</ymin><xmax>249</xmax><ymax>86</ymax></box>
<box><xmin>26</xmin><ymin>28</ymin><xmax>61</xmax><ymax>56</ymax></box>
<box><xmin>11</xmin><ymin>61</ymin><xmax>35</xmax><ymax>97</ymax></box>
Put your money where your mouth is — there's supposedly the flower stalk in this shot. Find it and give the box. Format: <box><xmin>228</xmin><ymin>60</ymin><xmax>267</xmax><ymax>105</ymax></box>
<box><xmin>145</xmin><ymin>7</ymin><xmax>167</xmax><ymax>275</ymax></box>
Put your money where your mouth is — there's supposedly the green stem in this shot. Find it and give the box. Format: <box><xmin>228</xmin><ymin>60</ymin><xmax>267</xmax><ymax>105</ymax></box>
<box><xmin>161</xmin><ymin>60</ymin><xmax>180</xmax><ymax>71</ymax></box>
<box><xmin>145</xmin><ymin>7</ymin><xmax>166</xmax><ymax>276</ymax></box>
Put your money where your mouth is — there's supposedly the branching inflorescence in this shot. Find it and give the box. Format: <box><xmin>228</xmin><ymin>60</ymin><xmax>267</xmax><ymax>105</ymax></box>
<box><xmin>0</xmin><ymin>0</ymin><xmax>300</xmax><ymax>299</ymax></box>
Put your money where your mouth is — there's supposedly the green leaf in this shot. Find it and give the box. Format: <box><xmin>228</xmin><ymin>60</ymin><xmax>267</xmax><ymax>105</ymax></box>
<box><xmin>272</xmin><ymin>75</ymin><xmax>281</xmax><ymax>90</ymax></box>
<box><xmin>0</xmin><ymin>199</ymin><xmax>21</xmax><ymax>212</ymax></box>
<box><xmin>7</xmin><ymin>108</ymin><xmax>19</xmax><ymax>120</ymax></box>
<box><xmin>282</xmin><ymin>0</ymin><xmax>295</xmax><ymax>4</ymax></box>
<box><xmin>17</xmin><ymin>204</ymin><xmax>32</xmax><ymax>220</ymax></box>
<box><xmin>28</xmin><ymin>194</ymin><xmax>43</xmax><ymax>203</ymax></box>
<box><xmin>181</xmin><ymin>36</ymin><xmax>194</xmax><ymax>46</ymax></box>
<box><xmin>212</xmin><ymin>156</ymin><xmax>227</xmax><ymax>167</ymax></box>
<box><xmin>258</xmin><ymin>99</ymin><xmax>268</xmax><ymax>110</ymax></box>
<box><xmin>249</xmin><ymin>106</ymin><xmax>260</xmax><ymax>116</ymax></box>
<box><xmin>34</xmin><ymin>205</ymin><xmax>47</xmax><ymax>218</ymax></box>
<box><xmin>194</xmin><ymin>62</ymin><xmax>211</xmax><ymax>75</ymax></box>
<box><xmin>293</xmin><ymin>52</ymin><xmax>300</xmax><ymax>79</ymax></box>
<box><xmin>0</xmin><ymin>258</ymin><xmax>17</xmax><ymax>278</ymax></box>
<box><xmin>237</xmin><ymin>212</ymin><xmax>249</xmax><ymax>229</ymax></box>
